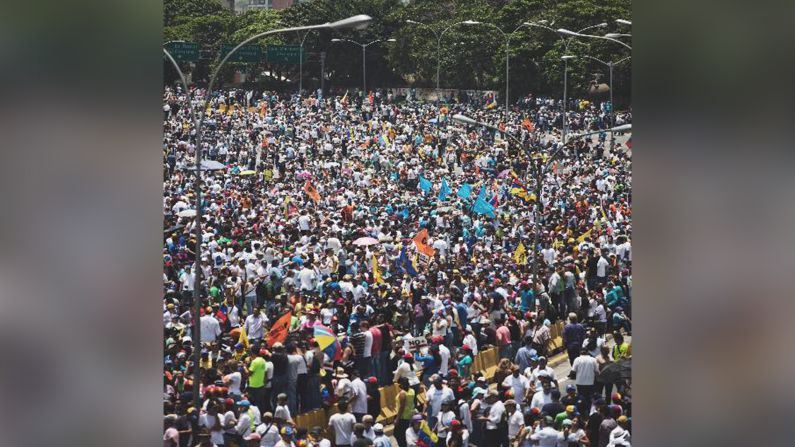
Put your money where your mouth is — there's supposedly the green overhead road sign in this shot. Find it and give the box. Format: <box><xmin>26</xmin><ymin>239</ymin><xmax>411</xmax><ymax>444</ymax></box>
<box><xmin>220</xmin><ymin>44</ymin><xmax>263</xmax><ymax>63</ymax></box>
<box><xmin>267</xmin><ymin>45</ymin><xmax>306</xmax><ymax>64</ymax></box>
<box><xmin>165</xmin><ymin>42</ymin><xmax>200</xmax><ymax>62</ymax></box>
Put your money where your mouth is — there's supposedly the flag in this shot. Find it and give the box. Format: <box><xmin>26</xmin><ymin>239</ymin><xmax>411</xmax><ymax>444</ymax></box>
<box><xmin>438</xmin><ymin>178</ymin><xmax>451</xmax><ymax>201</ymax></box>
<box><xmin>372</xmin><ymin>254</ymin><xmax>384</xmax><ymax>284</ymax></box>
<box><xmin>486</xmin><ymin>100</ymin><xmax>497</xmax><ymax>110</ymax></box>
<box><xmin>419</xmin><ymin>176</ymin><xmax>432</xmax><ymax>193</ymax></box>
<box><xmin>368</xmin><ymin>91</ymin><xmax>374</xmax><ymax>105</ymax></box>
<box><xmin>397</xmin><ymin>248</ymin><xmax>418</xmax><ymax>277</ymax></box>
<box><xmin>522</xmin><ymin>118</ymin><xmax>535</xmax><ymax>133</ymax></box>
<box><xmin>457</xmin><ymin>183</ymin><xmax>472</xmax><ymax>199</ymax></box>
<box><xmin>416</xmin><ymin>420</ymin><xmax>438</xmax><ymax>447</ymax></box>
<box><xmin>513</xmin><ymin>242</ymin><xmax>528</xmax><ymax>265</ymax></box>
<box><xmin>341</xmin><ymin>90</ymin><xmax>349</xmax><ymax>107</ymax></box>
<box><xmin>401</xmin><ymin>207</ymin><xmax>410</xmax><ymax>220</ymax></box>
<box><xmin>473</xmin><ymin>196</ymin><xmax>496</xmax><ymax>218</ymax></box>
<box><xmin>283</xmin><ymin>196</ymin><xmax>290</xmax><ymax>220</ymax></box>
<box><xmin>303</xmin><ymin>181</ymin><xmax>321</xmax><ymax>202</ymax></box>
<box><xmin>412</xmin><ymin>229</ymin><xmax>436</xmax><ymax>258</ymax></box>
<box><xmin>625</xmin><ymin>137</ymin><xmax>632</xmax><ymax>149</ymax></box>
<box><xmin>238</xmin><ymin>325</ymin><xmax>250</xmax><ymax>351</ymax></box>
<box><xmin>266</xmin><ymin>312</ymin><xmax>292</xmax><ymax>347</ymax></box>
<box><xmin>576</xmin><ymin>228</ymin><xmax>593</xmax><ymax>244</ymax></box>
<box><xmin>476</xmin><ymin>185</ymin><xmax>487</xmax><ymax>202</ymax></box>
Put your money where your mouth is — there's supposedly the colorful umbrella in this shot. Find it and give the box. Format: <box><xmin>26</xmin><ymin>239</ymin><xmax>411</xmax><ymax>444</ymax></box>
<box><xmin>313</xmin><ymin>325</ymin><xmax>336</xmax><ymax>350</ymax></box>
<box><xmin>353</xmin><ymin>237</ymin><xmax>379</xmax><ymax>246</ymax></box>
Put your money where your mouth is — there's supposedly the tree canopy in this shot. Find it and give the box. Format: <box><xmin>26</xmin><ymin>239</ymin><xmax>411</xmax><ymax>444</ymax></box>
<box><xmin>164</xmin><ymin>0</ymin><xmax>631</xmax><ymax>104</ymax></box>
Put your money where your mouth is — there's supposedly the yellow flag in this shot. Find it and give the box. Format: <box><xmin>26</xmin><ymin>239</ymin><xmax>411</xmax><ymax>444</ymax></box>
<box><xmin>238</xmin><ymin>325</ymin><xmax>249</xmax><ymax>351</ymax></box>
<box><xmin>577</xmin><ymin>228</ymin><xmax>593</xmax><ymax>244</ymax></box>
<box><xmin>372</xmin><ymin>254</ymin><xmax>384</xmax><ymax>284</ymax></box>
<box><xmin>513</xmin><ymin>242</ymin><xmax>528</xmax><ymax>265</ymax></box>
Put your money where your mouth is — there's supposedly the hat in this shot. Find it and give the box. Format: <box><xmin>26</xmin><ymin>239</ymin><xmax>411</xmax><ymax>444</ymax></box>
<box><xmin>562</xmin><ymin>419</ymin><xmax>573</xmax><ymax>427</ymax></box>
<box><xmin>505</xmin><ymin>399</ymin><xmax>517</xmax><ymax>406</ymax></box>
<box><xmin>373</xmin><ymin>423</ymin><xmax>384</xmax><ymax>433</ymax></box>
<box><xmin>530</xmin><ymin>407</ymin><xmax>541</xmax><ymax>415</ymax></box>
<box><xmin>615</xmin><ymin>306</ymin><xmax>623</xmax><ymax>312</ymax></box>
<box><xmin>368</xmin><ymin>377</ymin><xmax>378</xmax><ymax>384</ymax></box>
<box><xmin>461</xmin><ymin>344</ymin><xmax>471</xmax><ymax>351</ymax></box>
<box><xmin>281</xmin><ymin>426</ymin><xmax>294</xmax><ymax>436</ymax></box>
<box><xmin>411</xmin><ymin>414</ymin><xmax>424</xmax><ymax>422</ymax></box>
<box><xmin>611</xmin><ymin>392</ymin><xmax>622</xmax><ymax>402</ymax></box>
<box><xmin>403</xmin><ymin>353</ymin><xmax>414</xmax><ymax>360</ymax></box>
<box><xmin>272</xmin><ymin>342</ymin><xmax>284</xmax><ymax>349</ymax></box>
<box><xmin>166</xmin><ymin>303</ymin><xmax>175</xmax><ymax>309</ymax></box>
<box><xmin>617</xmin><ymin>415</ymin><xmax>628</xmax><ymax>423</ymax></box>
<box><xmin>450</xmin><ymin>419</ymin><xmax>462</xmax><ymax>428</ymax></box>
<box><xmin>335</xmin><ymin>367</ymin><xmax>349</xmax><ymax>378</ymax></box>
<box><xmin>566</xmin><ymin>405</ymin><xmax>575</xmax><ymax>414</ymax></box>
<box><xmin>237</xmin><ymin>400</ymin><xmax>251</xmax><ymax>407</ymax></box>
<box><xmin>431</xmin><ymin>335</ymin><xmax>443</xmax><ymax>344</ymax></box>
<box><xmin>544</xmin><ymin>415</ymin><xmax>554</xmax><ymax>425</ymax></box>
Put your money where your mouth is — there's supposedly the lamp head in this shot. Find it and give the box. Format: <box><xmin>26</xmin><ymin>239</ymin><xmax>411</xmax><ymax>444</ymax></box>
<box><xmin>329</xmin><ymin>15</ymin><xmax>372</xmax><ymax>31</ymax></box>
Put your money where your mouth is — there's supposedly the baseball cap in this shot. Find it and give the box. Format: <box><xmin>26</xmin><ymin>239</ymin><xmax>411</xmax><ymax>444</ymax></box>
<box><xmin>566</xmin><ymin>384</ymin><xmax>576</xmax><ymax>392</ymax></box>
<box><xmin>237</xmin><ymin>400</ymin><xmax>251</xmax><ymax>407</ymax></box>
<box><xmin>566</xmin><ymin>405</ymin><xmax>575</xmax><ymax>413</ymax></box>
<box><xmin>411</xmin><ymin>414</ymin><xmax>424</xmax><ymax>422</ymax></box>
<box><xmin>368</xmin><ymin>377</ymin><xmax>378</xmax><ymax>384</ymax></box>
<box><xmin>373</xmin><ymin>423</ymin><xmax>384</xmax><ymax>433</ymax></box>
<box><xmin>562</xmin><ymin>419</ymin><xmax>573</xmax><ymax>427</ymax></box>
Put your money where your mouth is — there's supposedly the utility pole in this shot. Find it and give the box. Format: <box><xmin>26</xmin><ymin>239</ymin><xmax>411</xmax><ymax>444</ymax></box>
<box><xmin>320</xmin><ymin>51</ymin><xmax>326</xmax><ymax>96</ymax></box>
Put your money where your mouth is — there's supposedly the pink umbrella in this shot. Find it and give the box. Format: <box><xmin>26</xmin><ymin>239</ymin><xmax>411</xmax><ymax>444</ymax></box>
<box><xmin>352</xmin><ymin>237</ymin><xmax>380</xmax><ymax>246</ymax></box>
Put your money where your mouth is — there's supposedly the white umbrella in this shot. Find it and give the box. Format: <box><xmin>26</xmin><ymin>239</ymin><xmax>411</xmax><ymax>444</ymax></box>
<box><xmin>352</xmin><ymin>237</ymin><xmax>379</xmax><ymax>246</ymax></box>
<box><xmin>177</xmin><ymin>209</ymin><xmax>196</xmax><ymax>218</ymax></box>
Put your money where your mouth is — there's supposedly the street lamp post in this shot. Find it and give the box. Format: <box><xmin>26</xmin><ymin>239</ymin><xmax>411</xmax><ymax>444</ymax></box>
<box><xmin>297</xmin><ymin>30</ymin><xmax>316</xmax><ymax>96</ymax></box>
<box><xmin>523</xmin><ymin>22</ymin><xmax>606</xmax><ymax>146</ymax></box>
<box><xmin>405</xmin><ymin>19</ymin><xmax>478</xmax><ymax>94</ymax></box>
<box><xmin>556</xmin><ymin>28</ymin><xmax>633</xmax><ymax>50</ymax></box>
<box><xmin>176</xmin><ymin>13</ymin><xmax>371</xmax><ymax>414</ymax></box>
<box><xmin>452</xmin><ymin>113</ymin><xmax>630</xmax><ymax>290</ymax></box>
<box><xmin>580</xmin><ymin>55</ymin><xmax>631</xmax><ymax>151</ymax></box>
<box><xmin>331</xmin><ymin>38</ymin><xmax>395</xmax><ymax>93</ymax></box>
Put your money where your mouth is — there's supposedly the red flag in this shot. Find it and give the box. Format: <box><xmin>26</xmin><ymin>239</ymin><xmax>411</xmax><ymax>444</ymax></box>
<box><xmin>625</xmin><ymin>137</ymin><xmax>632</xmax><ymax>149</ymax></box>
<box><xmin>267</xmin><ymin>312</ymin><xmax>292</xmax><ymax>347</ymax></box>
<box><xmin>522</xmin><ymin>118</ymin><xmax>535</xmax><ymax>133</ymax></box>
<box><xmin>412</xmin><ymin>228</ymin><xmax>436</xmax><ymax>257</ymax></box>
<box><xmin>368</xmin><ymin>91</ymin><xmax>374</xmax><ymax>105</ymax></box>
<box><xmin>303</xmin><ymin>181</ymin><xmax>321</xmax><ymax>202</ymax></box>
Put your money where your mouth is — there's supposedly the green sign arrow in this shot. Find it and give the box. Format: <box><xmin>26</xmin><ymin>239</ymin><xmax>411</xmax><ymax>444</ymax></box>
<box><xmin>165</xmin><ymin>42</ymin><xmax>200</xmax><ymax>62</ymax></box>
<box><xmin>220</xmin><ymin>44</ymin><xmax>263</xmax><ymax>63</ymax></box>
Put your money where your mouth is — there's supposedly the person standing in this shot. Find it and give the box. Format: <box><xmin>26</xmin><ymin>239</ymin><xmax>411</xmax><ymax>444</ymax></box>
<box><xmin>328</xmin><ymin>400</ymin><xmax>357</xmax><ymax>447</ymax></box>
<box><xmin>479</xmin><ymin>390</ymin><xmax>507</xmax><ymax>447</ymax></box>
<box><xmin>350</xmin><ymin>369</ymin><xmax>369</xmax><ymax>422</ymax></box>
<box><xmin>394</xmin><ymin>378</ymin><xmax>416</xmax><ymax>447</ymax></box>
<box><xmin>562</xmin><ymin>314</ymin><xmax>586</xmax><ymax>366</ymax></box>
<box><xmin>246</xmin><ymin>348</ymin><xmax>268</xmax><ymax>415</ymax></box>
<box><xmin>570</xmin><ymin>348</ymin><xmax>600</xmax><ymax>417</ymax></box>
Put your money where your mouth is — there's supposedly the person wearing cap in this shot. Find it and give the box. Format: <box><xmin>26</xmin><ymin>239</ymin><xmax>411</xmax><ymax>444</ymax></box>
<box><xmin>163</xmin><ymin>415</ymin><xmax>179</xmax><ymax>447</ymax></box>
<box><xmin>504</xmin><ymin>399</ymin><xmax>524</xmax><ymax>444</ymax></box>
<box><xmin>554</xmin><ymin>404</ymin><xmax>579</xmax><ymax>430</ymax></box>
<box><xmin>198</xmin><ymin>399</ymin><xmax>226</xmax><ymax>446</ymax></box>
<box><xmin>435</xmin><ymin>399</ymin><xmax>457</xmax><ymax>445</ymax></box>
<box><xmin>234</xmin><ymin>399</ymin><xmax>261</xmax><ymax>441</ymax></box>
<box><xmin>256</xmin><ymin>412</ymin><xmax>281</xmax><ymax>447</ymax></box>
<box><xmin>328</xmin><ymin>400</ymin><xmax>357</xmax><ymax>447</ymax></box>
<box><xmin>349</xmin><ymin>368</ymin><xmax>369</xmax><ymax>422</ymax></box>
<box><xmin>200</xmin><ymin>305</ymin><xmax>223</xmax><ymax>344</ymax></box>
<box><xmin>598</xmin><ymin>406</ymin><xmax>620</xmax><ymax>447</ymax></box>
<box><xmin>531</xmin><ymin>356</ymin><xmax>558</xmax><ymax>390</ymax></box>
<box><xmin>405</xmin><ymin>414</ymin><xmax>425</xmax><ymax>447</ymax></box>
<box><xmin>478</xmin><ymin>390</ymin><xmax>507</xmax><ymax>447</ymax></box>
<box><xmin>570</xmin><ymin>347</ymin><xmax>600</xmax><ymax>416</ymax></box>
<box><xmin>371</xmin><ymin>423</ymin><xmax>390</xmax><ymax>447</ymax></box>
<box><xmin>274</xmin><ymin>426</ymin><xmax>296</xmax><ymax>447</ymax></box>
<box><xmin>274</xmin><ymin>393</ymin><xmax>293</xmax><ymax>427</ymax></box>
<box><xmin>426</xmin><ymin>375</ymin><xmax>455</xmax><ymax>428</ymax></box>
<box><xmin>308</xmin><ymin>426</ymin><xmax>331</xmax><ymax>447</ymax></box>
<box><xmin>365</xmin><ymin>377</ymin><xmax>381</xmax><ymax>420</ymax></box>
<box><xmin>393</xmin><ymin>351</ymin><xmax>421</xmax><ymax>389</ymax></box>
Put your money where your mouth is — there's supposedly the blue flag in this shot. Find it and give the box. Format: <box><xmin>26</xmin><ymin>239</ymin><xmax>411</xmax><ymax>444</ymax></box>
<box><xmin>473</xmin><ymin>196</ymin><xmax>496</xmax><ymax>218</ymax></box>
<box><xmin>397</xmin><ymin>248</ymin><xmax>418</xmax><ymax>277</ymax></box>
<box><xmin>477</xmin><ymin>185</ymin><xmax>487</xmax><ymax>201</ymax></box>
<box><xmin>457</xmin><ymin>183</ymin><xmax>472</xmax><ymax>199</ymax></box>
<box><xmin>401</xmin><ymin>207</ymin><xmax>410</xmax><ymax>219</ymax></box>
<box><xmin>419</xmin><ymin>176</ymin><xmax>432</xmax><ymax>193</ymax></box>
<box><xmin>438</xmin><ymin>178</ymin><xmax>451</xmax><ymax>201</ymax></box>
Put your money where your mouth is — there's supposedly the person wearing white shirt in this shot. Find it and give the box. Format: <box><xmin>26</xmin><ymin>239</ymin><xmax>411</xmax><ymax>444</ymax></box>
<box><xmin>255</xmin><ymin>413</ymin><xmax>280</xmax><ymax>447</ymax></box>
<box><xmin>506</xmin><ymin>400</ymin><xmax>524</xmax><ymax>442</ymax></box>
<box><xmin>570</xmin><ymin>349</ymin><xmax>600</xmax><ymax>415</ymax></box>
<box><xmin>426</xmin><ymin>379</ymin><xmax>455</xmax><ymax>426</ymax></box>
<box><xmin>529</xmin><ymin>416</ymin><xmax>564</xmax><ymax>447</ymax></box>
<box><xmin>480</xmin><ymin>391</ymin><xmax>506</xmax><ymax>446</ymax></box>
<box><xmin>608</xmin><ymin>416</ymin><xmax>631</xmax><ymax>446</ymax></box>
<box><xmin>244</xmin><ymin>309</ymin><xmax>265</xmax><ymax>341</ymax></box>
<box><xmin>200</xmin><ymin>311</ymin><xmax>222</xmax><ymax>344</ymax></box>
<box><xmin>350</xmin><ymin>374</ymin><xmax>368</xmax><ymax>420</ymax></box>
<box><xmin>298</xmin><ymin>266</ymin><xmax>317</xmax><ymax>291</ymax></box>
<box><xmin>502</xmin><ymin>369</ymin><xmax>531</xmax><ymax>406</ymax></box>
<box><xmin>596</xmin><ymin>255</ymin><xmax>609</xmax><ymax>283</ymax></box>
<box><xmin>328</xmin><ymin>401</ymin><xmax>357</xmax><ymax>447</ymax></box>
<box><xmin>530</xmin><ymin>380</ymin><xmax>554</xmax><ymax>410</ymax></box>
<box><xmin>437</xmin><ymin>342</ymin><xmax>450</xmax><ymax>377</ymax></box>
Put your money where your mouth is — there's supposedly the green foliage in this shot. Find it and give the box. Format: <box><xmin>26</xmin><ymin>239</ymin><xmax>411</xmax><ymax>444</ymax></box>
<box><xmin>164</xmin><ymin>0</ymin><xmax>631</xmax><ymax>102</ymax></box>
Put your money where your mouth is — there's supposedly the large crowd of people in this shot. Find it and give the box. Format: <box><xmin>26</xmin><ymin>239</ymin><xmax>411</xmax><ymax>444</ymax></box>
<box><xmin>162</xmin><ymin>85</ymin><xmax>632</xmax><ymax>447</ymax></box>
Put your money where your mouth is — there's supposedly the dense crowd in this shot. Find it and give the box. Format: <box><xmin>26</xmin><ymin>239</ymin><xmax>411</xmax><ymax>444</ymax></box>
<box><xmin>162</xmin><ymin>86</ymin><xmax>632</xmax><ymax>447</ymax></box>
